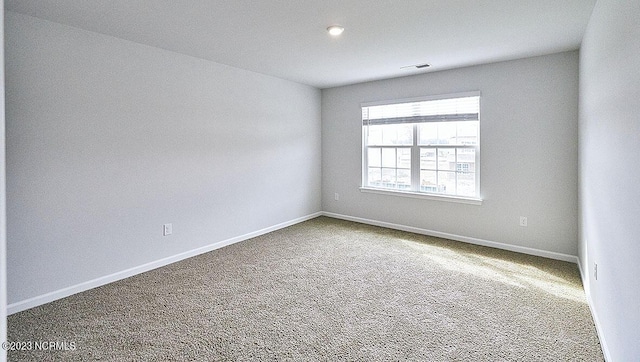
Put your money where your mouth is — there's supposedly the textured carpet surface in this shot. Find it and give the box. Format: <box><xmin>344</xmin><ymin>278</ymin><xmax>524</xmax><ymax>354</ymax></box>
<box><xmin>8</xmin><ymin>217</ymin><xmax>603</xmax><ymax>361</ymax></box>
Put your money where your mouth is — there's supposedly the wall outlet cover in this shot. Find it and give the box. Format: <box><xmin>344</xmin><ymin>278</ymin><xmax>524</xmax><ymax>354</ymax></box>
<box><xmin>163</xmin><ymin>223</ymin><xmax>173</xmax><ymax>236</ymax></box>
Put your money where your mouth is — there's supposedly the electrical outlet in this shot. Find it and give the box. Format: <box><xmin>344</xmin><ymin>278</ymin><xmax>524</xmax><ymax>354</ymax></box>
<box><xmin>334</xmin><ymin>193</ymin><xmax>340</xmax><ymax>201</ymax></box>
<box><xmin>519</xmin><ymin>216</ymin><xmax>528</xmax><ymax>227</ymax></box>
<box><xmin>594</xmin><ymin>263</ymin><xmax>598</xmax><ymax>280</ymax></box>
<box><xmin>163</xmin><ymin>223</ymin><xmax>172</xmax><ymax>236</ymax></box>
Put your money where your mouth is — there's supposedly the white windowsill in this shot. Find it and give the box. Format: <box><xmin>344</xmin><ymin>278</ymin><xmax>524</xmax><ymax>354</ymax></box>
<box><xmin>359</xmin><ymin>187</ymin><xmax>483</xmax><ymax>205</ymax></box>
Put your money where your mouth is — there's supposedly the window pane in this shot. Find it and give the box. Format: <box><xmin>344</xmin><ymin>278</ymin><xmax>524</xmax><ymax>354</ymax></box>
<box><xmin>383</xmin><ymin>124</ymin><xmax>413</xmax><ymax>145</ymax></box>
<box><xmin>418</xmin><ymin>123</ymin><xmax>437</xmax><ymax>145</ymax></box>
<box><xmin>420</xmin><ymin>170</ymin><xmax>438</xmax><ymax>193</ymax></box>
<box><xmin>457</xmin><ymin>147</ymin><xmax>475</xmax><ymax>169</ymax></box>
<box><xmin>368</xmin><ymin>148</ymin><xmax>381</xmax><ymax>167</ymax></box>
<box><xmin>419</xmin><ymin>121</ymin><xmax>479</xmax><ymax>146</ymax></box>
<box><xmin>381</xmin><ymin>168</ymin><xmax>396</xmax><ymax>188</ymax></box>
<box><xmin>367</xmin><ymin>124</ymin><xmax>413</xmax><ymax>145</ymax></box>
<box><xmin>436</xmin><ymin>123</ymin><xmax>456</xmax><ymax>145</ymax></box>
<box><xmin>397</xmin><ymin>169</ymin><xmax>411</xmax><ymax>190</ymax></box>
<box><xmin>366</xmin><ymin>125</ymin><xmax>383</xmax><ymax>145</ymax></box>
<box><xmin>438</xmin><ymin>148</ymin><xmax>456</xmax><ymax>171</ymax></box>
<box><xmin>381</xmin><ymin>148</ymin><xmax>396</xmax><ymax>168</ymax></box>
<box><xmin>397</xmin><ymin>148</ymin><xmax>411</xmax><ymax>169</ymax></box>
<box><xmin>420</xmin><ymin>148</ymin><xmax>437</xmax><ymax>170</ymax></box>
<box><xmin>456</xmin><ymin>122</ymin><xmax>479</xmax><ymax>145</ymax></box>
<box><xmin>457</xmin><ymin>172</ymin><xmax>476</xmax><ymax>196</ymax></box>
<box><xmin>438</xmin><ymin>171</ymin><xmax>457</xmax><ymax>195</ymax></box>
<box><xmin>368</xmin><ymin>168</ymin><xmax>381</xmax><ymax>187</ymax></box>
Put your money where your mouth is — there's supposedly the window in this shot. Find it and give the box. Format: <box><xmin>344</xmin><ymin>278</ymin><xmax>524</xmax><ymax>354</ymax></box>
<box><xmin>362</xmin><ymin>92</ymin><xmax>480</xmax><ymax>200</ymax></box>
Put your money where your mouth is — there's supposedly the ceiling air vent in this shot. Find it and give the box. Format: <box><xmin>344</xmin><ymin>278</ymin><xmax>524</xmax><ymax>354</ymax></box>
<box><xmin>401</xmin><ymin>63</ymin><xmax>431</xmax><ymax>70</ymax></box>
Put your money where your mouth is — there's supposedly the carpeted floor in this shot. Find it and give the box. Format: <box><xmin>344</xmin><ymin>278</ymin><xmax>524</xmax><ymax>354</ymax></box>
<box><xmin>8</xmin><ymin>216</ymin><xmax>603</xmax><ymax>361</ymax></box>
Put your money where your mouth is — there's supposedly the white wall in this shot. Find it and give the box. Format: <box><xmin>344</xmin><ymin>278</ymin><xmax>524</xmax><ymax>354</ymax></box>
<box><xmin>322</xmin><ymin>52</ymin><xmax>579</xmax><ymax>257</ymax></box>
<box><xmin>5</xmin><ymin>12</ymin><xmax>321</xmax><ymax>308</ymax></box>
<box><xmin>579</xmin><ymin>0</ymin><xmax>640</xmax><ymax>360</ymax></box>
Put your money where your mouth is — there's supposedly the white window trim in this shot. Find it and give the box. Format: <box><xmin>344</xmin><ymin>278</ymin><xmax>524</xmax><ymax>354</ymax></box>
<box><xmin>361</xmin><ymin>91</ymin><xmax>482</xmax><ymax>203</ymax></box>
<box><xmin>359</xmin><ymin>186</ymin><xmax>483</xmax><ymax>205</ymax></box>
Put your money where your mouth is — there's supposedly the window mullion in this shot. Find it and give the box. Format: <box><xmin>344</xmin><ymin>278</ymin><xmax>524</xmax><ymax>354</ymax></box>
<box><xmin>454</xmin><ymin>148</ymin><xmax>458</xmax><ymax>195</ymax></box>
<box><xmin>435</xmin><ymin>148</ymin><xmax>440</xmax><ymax>191</ymax></box>
<box><xmin>411</xmin><ymin>124</ymin><xmax>420</xmax><ymax>192</ymax></box>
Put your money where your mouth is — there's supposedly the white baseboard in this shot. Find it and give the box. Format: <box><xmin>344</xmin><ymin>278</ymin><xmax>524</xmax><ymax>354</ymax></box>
<box><xmin>577</xmin><ymin>258</ymin><xmax>612</xmax><ymax>362</ymax></box>
<box><xmin>321</xmin><ymin>212</ymin><xmax>579</xmax><ymax>264</ymax></box>
<box><xmin>7</xmin><ymin>212</ymin><xmax>323</xmax><ymax>315</ymax></box>
<box><xmin>9</xmin><ymin>210</ymin><xmax>610</xmax><ymax>360</ymax></box>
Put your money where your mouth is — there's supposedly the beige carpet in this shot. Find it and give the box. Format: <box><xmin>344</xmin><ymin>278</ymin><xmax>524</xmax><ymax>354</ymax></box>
<box><xmin>8</xmin><ymin>216</ymin><xmax>603</xmax><ymax>361</ymax></box>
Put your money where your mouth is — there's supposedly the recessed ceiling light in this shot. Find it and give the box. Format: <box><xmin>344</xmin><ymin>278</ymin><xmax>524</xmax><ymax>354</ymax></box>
<box><xmin>327</xmin><ymin>25</ymin><xmax>344</xmax><ymax>36</ymax></box>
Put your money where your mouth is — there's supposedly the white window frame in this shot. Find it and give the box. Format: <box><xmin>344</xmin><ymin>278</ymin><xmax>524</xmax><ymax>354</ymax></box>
<box><xmin>360</xmin><ymin>91</ymin><xmax>482</xmax><ymax>205</ymax></box>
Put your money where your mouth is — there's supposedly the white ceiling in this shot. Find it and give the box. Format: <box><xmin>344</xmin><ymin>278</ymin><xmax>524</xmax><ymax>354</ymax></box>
<box><xmin>5</xmin><ymin>0</ymin><xmax>596</xmax><ymax>89</ymax></box>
